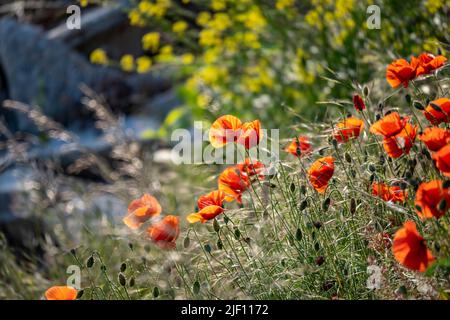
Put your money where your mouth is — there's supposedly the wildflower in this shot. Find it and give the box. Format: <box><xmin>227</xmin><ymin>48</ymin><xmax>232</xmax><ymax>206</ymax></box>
<box><xmin>147</xmin><ymin>215</ymin><xmax>180</xmax><ymax>249</ymax></box>
<box><xmin>382</xmin><ymin>122</ymin><xmax>417</xmax><ymax>158</ymax></box>
<box><xmin>197</xmin><ymin>190</ymin><xmax>226</xmax><ymax>209</ymax></box>
<box><xmin>120</xmin><ymin>54</ymin><xmax>135</xmax><ymax>72</ymax></box>
<box><xmin>332</xmin><ymin>117</ymin><xmax>364</xmax><ymax>143</ymax></box>
<box><xmin>196</xmin><ymin>11</ymin><xmax>211</xmax><ymax>26</ymax></box>
<box><xmin>136</xmin><ymin>56</ymin><xmax>152</xmax><ymax>73</ymax></box>
<box><xmin>218</xmin><ymin>166</ymin><xmax>250</xmax><ymax>203</ymax></box>
<box><xmin>209</xmin><ymin>115</ymin><xmax>242</xmax><ymax>148</ymax></box>
<box><xmin>392</xmin><ymin>221</ymin><xmax>434</xmax><ymax>272</ymax></box>
<box><xmin>414</xmin><ymin>53</ymin><xmax>447</xmax><ymax>77</ymax></box>
<box><xmin>386</xmin><ymin>58</ymin><xmax>418</xmax><ymax>88</ymax></box>
<box><xmin>308</xmin><ymin>156</ymin><xmax>335</xmax><ymax>193</ymax></box>
<box><xmin>172</xmin><ymin>20</ymin><xmax>188</xmax><ymax>34</ymax></box>
<box><xmin>236</xmin><ymin>158</ymin><xmax>265</xmax><ymax>179</ymax></box>
<box><xmin>123</xmin><ymin>194</ymin><xmax>162</xmax><ymax>229</ymax></box>
<box><xmin>423</xmin><ymin>98</ymin><xmax>450</xmax><ymax>125</ymax></box>
<box><xmin>285</xmin><ymin>136</ymin><xmax>312</xmax><ymax>157</ymax></box>
<box><xmin>372</xmin><ymin>182</ymin><xmax>407</xmax><ymax>203</ymax></box>
<box><xmin>432</xmin><ymin>144</ymin><xmax>450</xmax><ymax>177</ymax></box>
<box><xmin>187</xmin><ymin>205</ymin><xmax>224</xmax><ymax>223</ymax></box>
<box><xmin>353</xmin><ymin>94</ymin><xmax>366</xmax><ymax>111</ymax></box>
<box><xmin>419</xmin><ymin>127</ymin><xmax>450</xmax><ymax>151</ymax></box>
<box><xmin>236</xmin><ymin>120</ymin><xmax>263</xmax><ymax>149</ymax></box>
<box><xmin>415</xmin><ymin>180</ymin><xmax>450</xmax><ymax>219</ymax></box>
<box><xmin>142</xmin><ymin>32</ymin><xmax>160</xmax><ymax>52</ymax></box>
<box><xmin>370</xmin><ymin>112</ymin><xmax>407</xmax><ymax>137</ymax></box>
<box><xmin>181</xmin><ymin>53</ymin><xmax>195</xmax><ymax>65</ymax></box>
<box><xmin>45</xmin><ymin>286</ymin><xmax>77</xmax><ymax>300</ymax></box>
<box><xmin>90</xmin><ymin>48</ymin><xmax>108</xmax><ymax>65</ymax></box>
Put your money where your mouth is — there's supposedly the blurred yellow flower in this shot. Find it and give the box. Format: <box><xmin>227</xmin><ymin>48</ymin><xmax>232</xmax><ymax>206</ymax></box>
<box><xmin>120</xmin><ymin>54</ymin><xmax>135</xmax><ymax>72</ymax></box>
<box><xmin>172</xmin><ymin>21</ymin><xmax>188</xmax><ymax>34</ymax></box>
<box><xmin>142</xmin><ymin>32</ymin><xmax>160</xmax><ymax>52</ymax></box>
<box><xmin>208</xmin><ymin>13</ymin><xmax>231</xmax><ymax>31</ymax></box>
<box><xmin>181</xmin><ymin>53</ymin><xmax>195</xmax><ymax>65</ymax></box>
<box><xmin>211</xmin><ymin>0</ymin><xmax>226</xmax><ymax>11</ymax></box>
<box><xmin>199</xmin><ymin>29</ymin><xmax>221</xmax><ymax>47</ymax></box>
<box><xmin>80</xmin><ymin>0</ymin><xmax>88</xmax><ymax>7</ymax></box>
<box><xmin>156</xmin><ymin>45</ymin><xmax>174</xmax><ymax>62</ymax></box>
<box><xmin>136</xmin><ymin>56</ymin><xmax>152</xmax><ymax>73</ymax></box>
<box><xmin>197</xmin><ymin>93</ymin><xmax>211</xmax><ymax>108</ymax></box>
<box><xmin>276</xmin><ymin>0</ymin><xmax>294</xmax><ymax>10</ymax></box>
<box><xmin>90</xmin><ymin>49</ymin><xmax>108</xmax><ymax>65</ymax></box>
<box><xmin>196</xmin><ymin>11</ymin><xmax>211</xmax><ymax>26</ymax></box>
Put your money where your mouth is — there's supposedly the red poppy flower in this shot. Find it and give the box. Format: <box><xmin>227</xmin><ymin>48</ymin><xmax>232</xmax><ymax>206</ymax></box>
<box><xmin>209</xmin><ymin>115</ymin><xmax>242</xmax><ymax>148</ymax></box>
<box><xmin>308</xmin><ymin>156</ymin><xmax>334</xmax><ymax>193</ymax></box>
<box><xmin>372</xmin><ymin>182</ymin><xmax>407</xmax><ymax>203</ymax></box>
<box><xmin>423</xmin><ymin>98</ymin><xmax>450</xmax><ymax>125</ymax></box>
<box><xmin>415</xmin><ymin>53</ymin><xmax>447</xmax><ymax>77</ymax></box>
<box><xmin>197</xmin><ymin>190</ymin><xmax>226</xmax><ymax>210</ymax></box>
<box><xmin>237</xmin><ymin>120</ymin><xmax>263</xmax><ymax>149</ymax></box>
<box><xmin>332</xmin><ymin>117</ymin><xmax>364</xmax><ymax>143</ymax></box>
<box><xmin>392</xmin><ymin>221</ymin><xmax>434</xmax><ymax>272</ymax></box>
<box><xmin>285</xmin><ymin>136</ymin><xmax>312</xmax><ymax>157</ymax></box>
<box><xmin>123</xmin><ymin>194</ymin><xmax>162</xmax><ymax>230</ymax></box>
<box><xmin>432</xmin><ymin>144</ymin><xmax>450</xmax><ymax>177</ymax></box>
<box><xmin>386</xmin><ymin>58</ymin><xmax>417</xmax><ymax>88</ymax></box>
<box><xmin>382</xmin><ymin>122</ymin><xmax>417</xmax><ymax>158</ymax></box>
<box><xmin>419</xmin><ymin>127</ymin><xmax>450</xmax><ymax>151</ymax></box>
<box><xmin>45</xmin><ymin>286</ymin><xmax>77</xmax><ymax>300</ymax></box>
<box><xmin>236</xmin><ymin>158</ymin><xmax>265</xmax><ymax>179</ymax></box>
<box><xmin>370</xmin><ymin>112</ymin><xmax>407</xmax><ymax>138</ymax></box>
<box><xmin>415</xmin><ymin>180</ymin><xmax>450</xmax><ymax>219</ymax></box>
<box><xmin>218</xmin><ymin>166</ymin><xmax>250</xmax><ymax>203</ymax></box>
<box><xmin>147</xmin><ymin>215</ymin><xmax>180</xmax><ymax>249</ymax></box>
<box><xmin>353</xmin><ymin>94</ymin><xmax>366</xmax><ymax>111</ymax></box>
<box><xmin>187</xmin><ymin>205</ymin><xmax>224</xmax><ymax>223</ymax></box>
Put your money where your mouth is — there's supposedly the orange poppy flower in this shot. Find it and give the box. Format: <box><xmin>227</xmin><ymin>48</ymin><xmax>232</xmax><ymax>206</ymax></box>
<box><xmin>209</xmin><ymin>115</ymin><xmax>242</xmax><ymax>148</ymax></box>
<box><xmin>369</xmin><ymin>112</ymin><xmax>407</xmax><ymax>138</ymax></box>
<box><xmin>415</xmin><ymin>180</ymin><xmax>450</xmax><ymax>219</ymax></box>
<box><xmin>147</xmin><ymin>215</ymin><xmax>179</xmax><ymax>249</ymax></box>
<box><xmin>285</xmin><ymin>136</ymin><xmax>312</xmax><ymax>157</ymax></box>
<box><xmin>218</xmin><ymin>166</ymin><xmax>250</xmax><ymax>203</ymax></box>
<box><xmin>353</xmin><ymin>94</ymin><xmax>366</xmax><ymax>111</ymax></box>
<box><xmin>197</xmin><ymin>190</ymin><xmax>226</xmax><ymax>210</ymax></box>
<box><xmin>236</xmin><ymin>158</ymin><xmax>265</xmax><ymax>179</ymax></box>
<box><xmin>237</xmin><ymin>120</ymin><xmax>263</xmax><ymax>149</ymax></box>
<box><xmin>382</xmin><ymin>122</ymin><xmax>417</xmax><ymax>158</ymax></box>
<box><xmin>45</xmin><ymin>286</ymin><xmax>77</xmax><ymax>300</ymax></box>
<box><xmin>392</xmin><ymin>220</ymin><xmax>434</xmax><ymax>272</ymax></box>
<box><xmin>372</xmin><ymin>182</ymin><xmax>407</xmax><ymax>203</ymax></box>
<box><xmin>308</xmin><ymin>156</ymin><xmax>334</xmax><ymax>193</ymax></box>
<box><xmin>187</xmin><ymin>205</ymin><xmax>224</xmax><ymax>223</ymax></box>
<box><xmin>123</xmin><ymin>194</ymin><xmax>162</xmax><ymax>230</ymax></box>
<box><xmin>423</xmin><ymin>98</ymin><xmax>450</xmax><ymax>125</ymax></box>
<box><xmin>415</xmin><ymin>53</ymin><xmax>447</xmax><ymax>77</ymax></box>
<box><xmin>432</xmin><ymin>144</ymin><xmax>450</xmax><ymax>177</ymax></box>
<box><xmin>386</xmin><ymin>58</ymin><xmax>417</xmax><ymax>88</ymax></box>
<box><xmin>332</xmin><ymin>117</ymin><xmax>364</xmax><ymax>143</ymax></box>
<box><xmin>419</xmin><ymin>127</ymin><xmax>450</xmax><ymax>152</ymax></box>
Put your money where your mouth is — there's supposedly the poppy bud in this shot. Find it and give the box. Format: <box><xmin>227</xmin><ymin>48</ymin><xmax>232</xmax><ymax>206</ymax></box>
<box><xmin>120</xmin><ymin>263</ymin><xmax>127</xmax><ymax>272</ymax></box>
<box><xmin>128</xmin><ymin>243</ymin><xmax>133</xmax><ymax>251</ymax></box>
<box><xmin>350</xmin><ymin>198</ymin><xmax>356</xmax><ymax>214</ymax></box>
<box><xmin>234</xmin><ymin>228</ymin><xmax>241</xmax><ymax>240</ymax></box>
<box><xmin>438</xmin><ymin>199</ymin><xmax>447</xmax><ymax>212</ymax></box>
<box><xmin>290</xmin><ymin>182</ymin><xmax>296</xmax><ymax>192</ymax></box>
<box><xmin>314</xmin><ymin>242</ymin><xmax>321</xmax><ymax>252</ymax></box>
<box><xmin>213</xmin><ymin>219</ymin><xmax>220</xmax><ymax>233</ymax></box>
<box><xmin>353</xmin><ymin>94</ymin><xmax>366</xmax><ymax>111</ymax></box>
<box><xmin>434</xmin><ymin>242</ymin><xmax>440</xmax><ymax>252</ymax></box>
<box><xmin>421</xmin><ymin>148</ymin><xmax>431</xmax><ymax>160</ymax></box>
<box><xmin>70</xmin><ymin>248</ymin><xmax>76</xmax><ymax>256</ymax></box>
<box><xmin>344</xmin><ymin>152</ymin><xmax>352</xmax><ymax>163</ymax></box>
<box><xmin>415</xmin><ymin>204</ymin><xmax>422</xmax><ymax>212</ymax></box>
<box><xmin>315</xmin><ymin>256</ymin><xmax>325</xmax><ymax>266</ymax></box>
<box><xmin>379</xmin><ymin>155</ymin><xmax>385</xmax><ymax>165</ymax></box>
<box><xmin>193</xmin><ymin>281</ymin><xmax>200</xmax><ymax>295</ymax></box>
<box><xmin>299</xmin><ymin>199</ymin><xmax>308</xmax><ymax>211</ymax></box>
<box><xmin>100</xmin><ymin>265</ymin><xmax>107</xmax><ymax>272</ymax></box>
<box><xmin>129</xmin><ymin>277</ymin><xmax>135</xmax><ymax>287</ymax></box>
<box><xmin>300</xmin><ymin>185</ymin><xmax>306</xmax><ymax>195</ymax></box>
<box><xmin>405</xmin><ymin>94</ymin><xmax>411</xmax><ymax>104</ymax></box>
<box><xmin>369</xmin><ymin>174</ymin><xmax>375</xmax><ymax>183</ymax></box>
<box><xmin>443</xmin><ymin>180</ymin><xmax>450</xmax><ymax>189</ymax></box>
<box><xmin>204</xmin><ymin>244</ymin><xmax>212</xmax><ymax>254</ymax></box>
<box><xmin>375</xmin><ymin>114</ymin><xmax>381</xmax><ymax>121</ymax></box>
<box><xmin>368</xmin><ymin>164</ymin><xmax>376</xmax><ymax>172</ymax></box>
<box><xmin>295</xmin><ymin>228</ymin><xmax>302</xmax><ymax>241</ymax></box>
<box><xmin>76</xmin><ymin>289</ymin><xmax>84</xmax><ymax>299</ymax></box>
<box><xmin>118</xmin><ymin>273</ymin><xmax>126</xmax><ymax>287</ymax></box>
<box><xmin>331</xmin><ymin>138</ymin><xmax>338</xmax><ymax>148</ymax></box>
<box><xmin>183</xmin><ymin>236</ymin><xmax>190</xmax><ymax>248</ymax></box>
<box><xmin>153</xmin><ymin>286</ymin><xmax>160</xmax><ymax>298</ymax></box>
<box><xmin>224</xmin><ymin>215</ymin><xmax>230</xmax><ymax>224</ymax></box>
<box><xmin>217</xmin><ymin>239</ymin><xmax>223</xmax><ymax>250</ymax></box>
<box><xmin>296</xmin><ymin>146</ymin><xmax>302</xmax><ymax>157</ymax></box>
<box><xmin>378</xmin><ymin>102</ymin><xmax>384</xmax><ymax>112</ymax></box>
<box><xmin>363</xmin><ymin>86</ymin><xmax>369</xmax><ymax>97</ymax></box>
<box><xmin>313</xmin><ymin>221</ymin><xmax>323</xmax><ymax>229</ymax></box>
<box><xmin>86</xmin><ymin>256</ymin><xmax>94</xmax><ymax>268</ymax></box>
<box><xmin>322</xmin><ymin>197</ymin><xmax>331</xmax><ymax>211</ymax></box>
